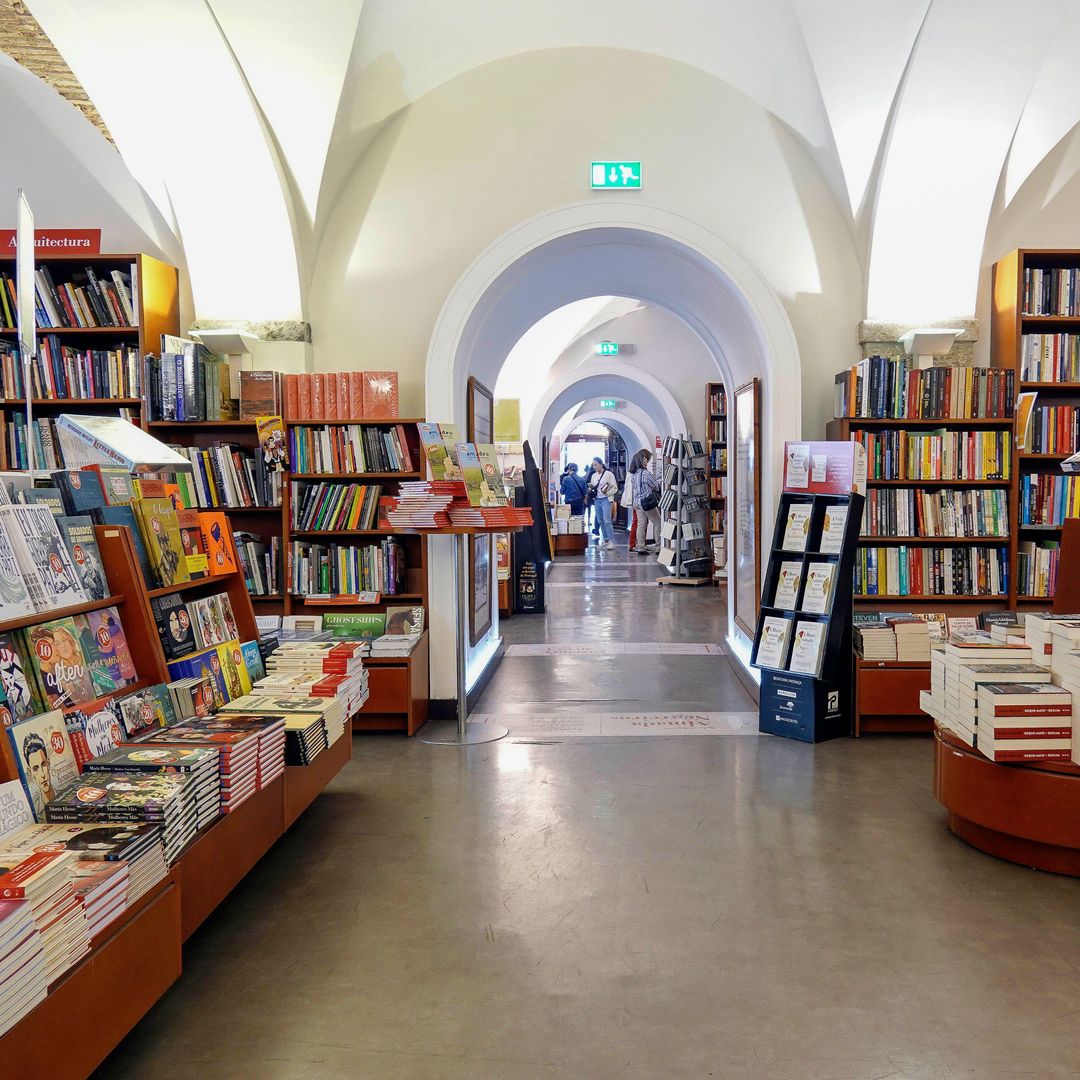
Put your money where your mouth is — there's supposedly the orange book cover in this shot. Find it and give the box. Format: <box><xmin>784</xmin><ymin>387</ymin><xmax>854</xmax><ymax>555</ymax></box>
<box><xmin>361</xmin><ymin>371</ymin><xmax>399</xmax><ymax>419</ymax></box>
<box><xmin>284</xmin><ymin>373</ymin><xmax>299</xmax><ymax>421</ymax></box>
<box><xmin>326</xmin><ymin>371</ymin><xmax>338</xmax><ymax>421</ymax></box>
<box><xmin>336</xmin><ymin>374</ymin><xmax>349</xmax><ymax>421</ymax></box>
<box><xmin>198</xmin><ymin>512</ymin><xmax>238</xmax><ymax>576</ymax></box>
<box><xmin>163</xmin><ymin>482</ymin><xmax>185</xmax><ymax>512</ymax></box>
<box><xmin>311</xmin><ymin>373</ymin><xmax>326</xmax><ymax>421</ymax></box>
<box><xmin>298</xmin><ymin>373</ymin><xmax>312</xmax><ymax>419</ymax></box>
<box><xmin>347</xmin><ymin>372</ymin><xmax>365</xmax><ymax>419</ymax></box>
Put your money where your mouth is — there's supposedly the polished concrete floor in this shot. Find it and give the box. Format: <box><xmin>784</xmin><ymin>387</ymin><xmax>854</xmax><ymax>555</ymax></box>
<box><xmin>95</xmin><ymin>536</ymin><xmax>1080</xmax><ymax>1080</ymax></box>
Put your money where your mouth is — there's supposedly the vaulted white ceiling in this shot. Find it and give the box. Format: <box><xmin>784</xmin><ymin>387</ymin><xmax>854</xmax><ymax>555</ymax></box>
<box><xmin>12</xmin><ymin>0</ymin><xmax>1080</xmax><ymax>325</ymax></box>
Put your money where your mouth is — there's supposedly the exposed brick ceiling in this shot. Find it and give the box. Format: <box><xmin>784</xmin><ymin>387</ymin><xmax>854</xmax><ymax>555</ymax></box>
<box><xmin>0</xmin><ymin>0</ymin><xmax>113</xmax><ymax>144</ymax></box>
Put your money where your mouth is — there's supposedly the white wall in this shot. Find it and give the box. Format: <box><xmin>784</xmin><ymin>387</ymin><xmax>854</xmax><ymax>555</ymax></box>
<box><xmin>308</xmin><ymin>48</ymin><xmax>863</xmax><ymax>438</ymax></box>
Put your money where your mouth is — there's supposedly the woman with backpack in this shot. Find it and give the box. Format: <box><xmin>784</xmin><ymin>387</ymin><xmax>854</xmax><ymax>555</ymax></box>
<box><xmin>629</xmin><ymin>448</ymin><xmax>661</xmax><ymax>554</ymax></box>
<box><xmin>588</xmin><ymin>456</ymin><xmax>618</xmax><ymax>548</ymax></box>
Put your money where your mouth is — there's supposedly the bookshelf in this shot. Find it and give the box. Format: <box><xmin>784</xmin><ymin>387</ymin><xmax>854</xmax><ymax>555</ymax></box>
<box><xmin>706</xmin><ymin>381</ymin><xmax>727</xmax><ymax>582</ymax></box>
<box><xmin>991</xmin><ymin>248</ymin><xmax>1080</xmax><ymax>604</ymax></box>
<box><xmin>0</xmin><ymin>518</ymin><xmax>353</xmax><ymax>1076</ymax></box>
<box><xmin>0</xmin><ymin>252</ymin><xmax>178</xmax><ymax>470</ymax></box>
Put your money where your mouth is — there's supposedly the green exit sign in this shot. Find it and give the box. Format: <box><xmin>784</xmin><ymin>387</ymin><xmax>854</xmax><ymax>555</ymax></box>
<box><xmin>595</xmin><ymin>340</ymin><xmax>620</xmax><ymax>356</ymax></box>
<box><xmin>591</xmin><ymin>161</ymin><xmax>641</xmax><ymax>189</ymax></box>
<box><xmin>599</xmin><ymin>398</ymin><xmax>618</xmax><ymax>409</ymax></box>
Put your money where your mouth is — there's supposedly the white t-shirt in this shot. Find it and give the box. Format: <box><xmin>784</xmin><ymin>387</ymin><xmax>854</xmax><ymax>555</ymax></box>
<box><xmin>590</xmin><ymin>469</ymin><xmax>617</xmax><ymax>499</ymax></box>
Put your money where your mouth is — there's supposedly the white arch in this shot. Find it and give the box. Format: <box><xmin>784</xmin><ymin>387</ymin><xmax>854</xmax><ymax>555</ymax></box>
<box><xmin>526</xmin><ymin>360</ymin><xmax>686</xmax><ymax>452</ymax></box>
<box><xmin>552</xmin><ymin>410</ymin><xmax>651</xmax><ymax>458</ymax></box>
<box><xmin>426</xmin><ymin>202</ymin><xmax>800</xmax><ymax>690</ymax></box>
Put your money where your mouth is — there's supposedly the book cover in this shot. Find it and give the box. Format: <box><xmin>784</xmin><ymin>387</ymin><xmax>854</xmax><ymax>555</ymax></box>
<box><xmin>780</xmin><ymin>504</ymin><xmax>813</xmax><ymax>552</ymax></box>
<box><xmin>150</xmin><ymin>684</ymin><xmax>178</xmax><ymax>728</ymax></box>
<box><xmin>361</xmin><ymin>371</ymin><xmax>399</xmax><ymax>419</ymax></box>
<box><xmin>150</xmin><ymin>594</ymin><xmax>197</xmax><ymax>660</ymax></box>
<box><xmin>418</xmin><ymin>424</ymin><xmax>454</xmax><ymax>481</ymax></box>
<box><xmin>256</xmin><ymin>415</ymin><xmax>288</xmax><ymax>471</ymax></box>
<box><xmin>772</xmin><ymin>561</ymin><xmax>802</xmax><ymax>610</ymax></box>
<box><xmin>18</xmin><ymin>486</ymin><xmax>64</xmax><ymax>517</ymax></box>
<box><xmin>198</xmin><ymin>512</ymin><xmax>237</xmax><ymax>576</ymax></box>
<box><xmin>7</xmin><ymin>710</ymin><xmax>79</xmax><ymax>820</ymax></box>
<box><xmin>239</xmin><ymin>371</ymin><xmax>279</xmax><ymax>420</ymax></box>
<box><xmin>321</xmin><ymin>612</ymin><xmax>386</xmax><ymax>640</ymax></box>
<box><xmin>788</xmin><ymin>621</ymin><xmax>827</xmax><ymax>676</ymax></box>
<box><xmin>0</xmin><ymin>633</ymin><xmax>42</xmax><ymax>722</ymax></box>
<box><xmin>474</xmin><ymin>445</ymin><xmax>508</xmax><ymax>506</ymax></box>
<box><xmin>800</xmin><ymin>562</ymin><xmax>837</xmax><ymax>615</ymax></box>
<box><xmin>133</xmin><ymin>497</ymin><xmax>189</xmax><ymax>588</ymax></box>
<box><xmin>384</xmin><ymin>605</ymin><xmax>424</xmax><ymax>636</ymax></box>
<box><xmin>239</xmin><ymin>640</ymin><xmax>265</xmax><ymax>684</ymax></box>
<box><xmin>90</xmin><ymin>745</ymin><xmax>218</xmax><ymax>774</ymax></box>
<box><xmin>755</xmin><ymin>616</ymin><xmax>792</xmax><ymax>670</ymax></box>
<box><xmin>176</xmin><ymin>508</ymin><xmax>209</xmax><ymax>578</ymax></box>
<box><xmin>54</xmin><ymin>470</ymin><xmax>106</xmax><ymax>515</ymax></box>
<box><xmin>63</xmin><ymin>698</ymin><xmax>125</xmax><ymax>768</ymax></box>
<box><xmin>0</xmin><ymin>780</ymin><xmax>32</xmax><ymax>844</ymax></box>
<box><xmin>311</xmin><ymin>373</ymin><xmax>325</xmax><ymax>420</ymax></box>
<box><xmin>90</xmin><ymin>467</ymin><xmax>136</xmax><ymax>506</ymax></box>
<box><xmin>456</xmin><ymin>443</ymin><xmax>485</xmax><ymax>506</ymax></box>
<box><xmin>116</xmin><ymin>686</ymin><xmax>168</xmax><ymax>738</ymax></box>
<box><xmin>0</xmin><ymin>505</ymin><xmax>62</xmax><ymax>611</ymax></box>
<box><xmin>56</xmin><ymin>516</ymin><xmax>108</xmax><ymax>601</ymax></box>
<box><xmin>89</xmin><ymin>505</ymin><xmax>153</xmax><ymax>584</ymax></box>
<box><xmin>217</xmin><ymin>641</ymin><xmax>251</xmax><ymax>699</ymax></box>
<box><xmin>818</xmin><ymin>505</ymin><xmax>849</xmax><ymax>555</ymax></box>
<box><xmin>86</xmin><ymin>608</ymin><xmax>136</xmax><ymax>685</ymax></box>
<box><xmin>0</xmin><ymin>512</ymin><xmax>34</xmax><ymax>621</ymax></box>
<box><xmin>218</xmin><ymin>594</ymin><xmax>240</xmax><ymax>643</ymax></box>
<box><xmin>29</xmin><ymin>618</ymin><xmax>95</xmax><ymax>709</ymax></box>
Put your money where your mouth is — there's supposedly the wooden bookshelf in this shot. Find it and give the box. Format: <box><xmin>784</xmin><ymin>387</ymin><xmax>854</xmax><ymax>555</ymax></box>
<box><xmin>706</xmin><ymin>380</ymin><xmax>727</xmax><ymax>583</ymax></box>
<box><xmin>991</xmin><ymin>248</ymin><xmax>1080</xmax><ymax>603</ymax></box>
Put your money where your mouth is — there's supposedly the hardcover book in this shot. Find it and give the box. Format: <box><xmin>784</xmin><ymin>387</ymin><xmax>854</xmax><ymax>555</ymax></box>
<box><xmin>28</xmin><ymin>618</ymin><xmax>95</xmax><ymax>709</ymax></box>
<box><xmin>177</xmin><ymin>508</ymin><xmax>209</xmax><ymax>579</ymax></box>
<box><xmin>53</xmin><ymin>470</ymin><xmax>106</xmax><ymax>515</ymax></box>
<box><xmin>133</xmin><ymin>497</ymin><xmax>189</xmax><ymax>588</ymax></box>
<box><xmin>322</xmin><ymin>612</ymin><xmax>386</xmax><ymax>640</ymax></box>
<box><xmin>63</xmin><ymin>698</ymin><xmax>126</xmax><ymax>768</ymax></box>
<box><xmin>360</xmin><ymin>371</ymin><xmax>399</xmax><ymax>418</ymax></box>
<box><xmin>239</xmin><ymin>371</ymin><xmax>281</xmax><ymax>420</ymax></box>
<box><xmin>0</xmin><ymin>633</ymin><xmax>43</xmax><ymax>722</ymax></box>
<box><xmin>7</xmin><ymin>710</ymin><xmax>80</xmax><ymax>820</ymax></box>
<box><xmin>198</xmin><ymin>512</ymin><xmax>237</xmax><ymax>576</ymax></box>
<box><xmin>0</xmin><ymin>504</ymin><xmax>87</xmax><ymax>611</ymax></box>
<box><xmin>86</xmin><ymin>609</ymin><xmax>137</xmax><ymax>685</ymax></box>
<box><xmin>384</xmin><ymin>605</ymin><xmax>424</xmax><ymax>636</ymax></box>
<box><xmin>0</xmin><ymin>515</ymin><xmax>34</xmax><ymax>621</ymax></box>
<box><xmin>56</xmin><ymin>516</ymin><xmax>108</xmax><ymax>601</ymax></box>
<box><xmin>150</xmin><ymin>594</ymin><xmax>197</xmax><ymax>660</ymax></box>
<box><xmin>90</xmin><ymin>505</ymin><xmax>153</xmax><ymax>584</ymax></box>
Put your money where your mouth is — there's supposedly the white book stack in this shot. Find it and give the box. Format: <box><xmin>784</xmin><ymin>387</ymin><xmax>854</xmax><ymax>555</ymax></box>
<box><xmin>1047</xmin><ymin>645</ymin><xmax>1080</xmax><ymax>766</ymax></box>
<box><xmin>989</xmin><ymin>621</ymin><xmax>1025</xmax><ymax>645</ymax></box>
<box><xmin>1048</xmin><ymin>621</ymin><xmax>1080</xmax><ymax>680</ymax></box>
<box><xmin>854</xmin><ymin>623</ymin><xmax>896</xmax><ymax>660</ymax></box>
<box><xmin>888</xmin><ymin>618</ymin><xmax>931</xmax><ymax>662</ymax></box>
<box><xmin>951</xmin><ymin>663</ymin><xmax>1052</xmax><ymax>746</ymax></box>
<box><xmin>975</xmin><ymin>683</ymin><xmax>1072</xmax><ymax>762</ymax></box>
<box><xmin>1023</xmin><ymin>613</ymin><xmax>1080</xmax><ymax>665</ymax></box>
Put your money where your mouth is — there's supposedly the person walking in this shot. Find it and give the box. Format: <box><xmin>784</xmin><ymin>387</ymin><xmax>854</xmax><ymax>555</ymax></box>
<box><xmin>559</xmin><ymin>463</ymin><xmax>589</xmax><ymax>516</ymax></box>
<box><xmin>588</xmin><ymin>456</ymin><xmax>617</xmax><ymax>548</ymax></box>
<box><xmin>621</xmin><ymin>470</ymin><xmax>637</xmax><ymax>545</ymax></box>
<box><xmin>629</xmin><ymin>448</ymin><xmax>662</xmax><ymax>554</ymax></box>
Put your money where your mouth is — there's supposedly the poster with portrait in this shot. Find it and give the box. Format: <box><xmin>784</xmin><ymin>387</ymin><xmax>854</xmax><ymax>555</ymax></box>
<box><xmin>732</xmin><ymin>379</ymin><xmax>761</xmax><ymax>637</ymax></box>
<box><xmin>467</xmin><ymin>377</ymin><xmax>496</xmax><ymax>645</ymax></box>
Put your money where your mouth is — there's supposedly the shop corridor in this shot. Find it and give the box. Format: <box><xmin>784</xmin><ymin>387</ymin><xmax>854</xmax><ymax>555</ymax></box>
<box><xmin>94</xmin><ymin>548</ymin><xmax>1080</xmax><ymax>1080</ymax></box>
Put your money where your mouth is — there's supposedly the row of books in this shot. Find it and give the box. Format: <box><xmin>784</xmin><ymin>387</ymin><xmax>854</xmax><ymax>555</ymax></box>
<box><xmin>287</xmin><ymin>422</ymin><xmax>415</xmax><ymax>475</ymax></box>
<box><xmin>144</xmin><ymin>341</ymin><xmax>232</xmax><ymax>422</ymax></box>
<box><xmin>168</xmin><ymin>443</ymin><xmax>282</xmax><ymax>510</ymax></box>
<box><xmin>1019</xmin><ymin>473</ymin><xmax>1080</xmax><ymax>526</ymax></box>
<box><xmin>708</xmin><ymin>386</ymin><xmax>726</xmax><ymax>416</ymax></box>
<box><xmin>854</xmin><ymin>617</ymin><xmax>931</xmax><ymax>661</ymax></box>
<box><xmin>380</xmin><ymin>478</ymin><xmax>531</xmax><ymax>530</ymax></box>
<box><xmin>0</xmin><ymin>338</ymin><xmax>141</xmax><ymax>400</ymax></box>
<box><xmin>281</xmin><ymin>371</ymin><xmax>399</xmax><ymax>421</ymax></box>
<box><xmin>288</xmin><ymin>538</ymin><xmax>407</xmax><ymax>597</ymax></box>
<box><xmin>709</xmin><ymin>475</ymin><xmax>726</xmax><ymax>499</ymax></box>
<box><xmin>854</xmin><ymin>545</ymin><xmax>1008</xmax><ymax>597</ymax></box>
<box><xmin>0</xmin><ymin>264</ymin><xmax>137</xmax><ymax>330</ymax></box>
<box><xmin>1022</xmin><ymin>266</ymin><xmax>1080</xmax><ymax>317</ymax></box>
<box><xmin>708</xmin><ymin>419</ymin><xmax>725</xmax><ymax>443</ymax></box>
<box><xmin>709</xmin><ymin>445</ymin><xmax>726</xmax><ymax>473</ymax></box>
<box><xmin>709</xmin><ymin>508</ymin><xmax>724</xmax><ymax>534</ymax></box>
<box><xmin>0</xmin><ymin>411</ymin><xmax>149</xmax><ymax>473</ymax></box>
<box><xmin>235</xmin><ymin>532</ymin><xmax>281</xmax><ymax>597</ymax></box>
<box><xmin>291</xmin><ymin>481</ymin><xmax>382</xmax><ymax>532</ymax></box>
<box><xmin>767</xmin><ymin>559</ymin><xmax>836</xmax><ymax>614</ymax></box>
<box><xmin>148</xmin><ymin>591</ymin><xmax>244</xmax><ymax>662</ymax></box>
<box><xmin>833</xmin><ymin>357</ymin><xmax>1015</xmax><ymax>420</ymax></box>
<box><xmin>1026</xmin><ymin>404</ymin><xmax>1080</xmax><ymax>455</ymax></box>
<box><xmin>855</xmin><ymin>429</ymin><xmax>1012</xmax><ymax>480</ymax></box>
<box><xmin>860</xmin><ymin>487</ymin><xmax>1009</xmax><ymax>538</ymax></box>
<box><xmin>1019</xmin><ymin>332</ymin><xmax>1080</xmax><ymax>383</ymax></box>
<box><xmin>1016</xmin><ymin>540</ymin><xmax>1059</xmax><ymax>598</ymax></box>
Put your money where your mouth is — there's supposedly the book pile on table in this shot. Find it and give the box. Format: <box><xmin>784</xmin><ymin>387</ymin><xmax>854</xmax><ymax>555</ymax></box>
<box><xmin>91</xmin><ymin>745</ymin><xmax>222</xmax><ymax>831</ymax></box>
<box><xmin>370</xmin><ymin>633</ymin><xmax>422</xmax><ymax>658</ymax></box>
<box><xmin>888</xmin><ymin>617</ymin><xmax>931</xmax><ymax>661</ymax></box>
<box><xmin>976</xmin><ymin>682</ymin><xmax>1072</xmax><ymax>761</ymax></box>
<box><xmin>380</xmin><ymin>481</ymin><xmax>459</xmax><ymax>528</ymax></box>
<box><xmin>853</xmin><ymin>622</ymin><xmax>896</xmax><ymax>660</ymax></box>
<box><xmin>188</xmin><ymin>714</ymin><xmax>288</xmax><ymax>790</ymax></box>
<box><xmin>447</xmin><ymin>503</ymin><xmax>533</xmax><ymax>528</ymax></box>
<box><xmin>283</xmin><ymin>715</ymin><xmax>328</xmax><ymax>765</ymax></box>
<box><xmin>0</xmin><ymin>899</ymin><xmax>47</xmax><ymax>1037</ymax></box>
<box><xmin>1021</xmin><ymin>613</ymin><xmax>1080</xmax><ymax>664</ymax></box>
<box><xmin>44</xmin><ymin>771</ymin><xmax>201</xmax><ymax>866</ymax></box>
<box><xmin>227</xmin><ymin>694</ymin><xmax>347</xmax><ymax>753</ymax></box>
<box><xmin>133</xmin><ymin>724</ymin><xmax>261</xmax><ymax>813</ymax></box>
<box><xmin>0</xmin><ymin>848</ymin><xmax>88</xmax><ymax>984</ymax></box>
<box><xmin>72</xmin><ymin>860</ymin><xmax>128</xmax><ymax>938</ymax></box>
<box><xmin>0</xmin><ymin>823</ymin><xmax>167</xmax><ymax>905</ymax></box>
<box><xmin>259</xmin><ymin>640</ymin><xmax>368</xmax><ymax>716</ymax></box>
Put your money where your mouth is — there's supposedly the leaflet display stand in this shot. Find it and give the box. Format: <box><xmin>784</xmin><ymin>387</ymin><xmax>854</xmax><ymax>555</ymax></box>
<box><xmin>657</xmin><ymin>433</ymin><xmax>711</xmax><ymax>586</ymax></box>
<box><xmin>750</xmin><ymin>442</ymin><xmax>866</xmax><ymax>742</ymax></box>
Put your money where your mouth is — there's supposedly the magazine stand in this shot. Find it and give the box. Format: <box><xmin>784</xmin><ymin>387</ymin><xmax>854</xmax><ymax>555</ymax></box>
<box><xmin>657</xmin><ymin>433</ymin><xmax>711</xmax><ymax>586</ymax></box>
<box><xmin>751</xmin><ymin>490</ymin><xmax>864</xmax><ymax>742</ymax></box>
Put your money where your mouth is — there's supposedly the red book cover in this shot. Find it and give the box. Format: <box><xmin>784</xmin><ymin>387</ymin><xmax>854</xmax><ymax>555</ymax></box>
<box><xmin>348</xmin><ymin>372</ymin><xmax>365</xmax><ymax>419</ymax></box>
<box><xmin>325</xmin><ymin>372</ymin><xmax>338</xmax><ymax>421</ymax></box>
<box><xmin>298</xmin><ymin>374</ymin><xmax>312</xmax><ymax>420</ymax></box>
<box><xmin>361</xmin><ymin>371</ymin><xmax>399</xmax><ymax>419</ymax></box>
<box><xmin>0</xmin><ymin>849</ymin><xmax>70</xmax><ymax>898</ymax></box>
<box><xmin>198</xmin><ymin>512</ymin><xmax>238</xmax><ymax>576</ymax></box>
<box><xmin>783</xmin><ymin>441</ymin><xmax>866</xmax><ymax>496</ymax></box>
<box><xmin>336</xmin><ymin>374</ymin><xmax>349</xmax><ymax>422</ymax></box>
<box><xmin>284</xmin><ymin>374</ymin><xmax>299</xmax><ymax>421</ymax></box>
<box><xmin>311</xmin><ymin>373</ymin><xmax>326</xmax><ymax>421</ymax></box>
<box><xmin>394</xmin><ymin>424</ymin><xmax>415</xmax><ymax>471</ymax></box>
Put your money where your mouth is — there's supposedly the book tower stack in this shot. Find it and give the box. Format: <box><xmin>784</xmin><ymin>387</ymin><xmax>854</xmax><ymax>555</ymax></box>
<box><xmin>0</xmin><ymin>897</ymin><xmax>47</xmax><ymax>1036</ymax></box>
<box><xmin>976</xmin><ymin>682</ymin><xmax>1073</xmax><ymax>762</ymax></box>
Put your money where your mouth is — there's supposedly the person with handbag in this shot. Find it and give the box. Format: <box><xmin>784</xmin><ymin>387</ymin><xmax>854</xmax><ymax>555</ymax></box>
<box><xmin>588</xmin><ymin>456</ymin><xmax>617</xmax><ymax>547</ymax></box>
<box><xmin>559</xmin><ymin>463</ymin><xmax>589</xmax><ymax>516</ymax></box>
<box><xmin>629</xmin><ymin>448</ymin><xmax>662</xmax><ymax>554</ymax></box>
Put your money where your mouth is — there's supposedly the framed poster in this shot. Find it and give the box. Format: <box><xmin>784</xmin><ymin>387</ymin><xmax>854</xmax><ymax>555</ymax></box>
<box><xmin>467</xmin><ymin>377</ymin><xmax>495</xmax><ymax>645</ymax></box>
<box><xmin>732</xmin><ymin>378</ymin><xmax>761</xmax><ymax>637</ymax></box>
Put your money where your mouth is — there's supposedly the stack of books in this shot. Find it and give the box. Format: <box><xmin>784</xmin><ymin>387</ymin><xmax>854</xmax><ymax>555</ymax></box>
<box><xmin>380</xmin><ymin>481</ymin><xmax>459</xmax><ymax>528</ymax></box>
<box><xmin>227</xmin><ymin>694</ymin><xmax>348</xmax><ymax>751</ymax></box>
<box><xmin>133</xmin><ymin>724</ymin><xmax>261</xmax><ymax>813</ymax></box>
<box><xmin>975</xmin><ymin>683</ymin><xmax>1072</xmax><ymax>762</ymax></box>
<box><xmin>0</xmin><ymin>898</ymin><xmax>47</xmax><ymax>1037</ymax></box>
<box><xmin>89</xmin><ymin>746</ymin><xmax>222</xmax><ymax>831</ymax></box>
<box><xmin>71</xmin><ymin>860</ymin><xmax>128</xmax><ymax>938</ymax></box>
<box><xmin>853</xmin><ymin>623</ymin><xmax>897</xmax><ymax>660</ymax></box>
<box><xmin>370</xmin><ymin>633</ymin><xmax>422</xmax><ymax>658</ymax></box>
<box><xmin>259</xmin><ymin>640</ymin><xmax>368</xmax><ymax>716</ymax></box>
<box><xmin>44</xmin><ymin>772</ymin><xmax>201</xmax><ymax>866</ymax></box>
<box><xmin>0</xmin><ymin>848</ymin><xmax>88</xmax><ymax>984</ymax></box>
<box><xmin>888</xmin><ymin>617</ymin><xmax>931</xmax><ymax>661</ymax></box>
<box><xmin>283</xmin><ymin>715</ymin><xmax>329</xmax><ymax>765</ymax></box>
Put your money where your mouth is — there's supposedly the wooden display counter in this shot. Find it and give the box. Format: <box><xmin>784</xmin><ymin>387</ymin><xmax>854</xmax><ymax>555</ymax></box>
<box><xmin>934</xmin><ymin>727</ymin><xmax>1080</xmax><ymax>876</ymax></box>
<box><xmin>284</xmin><ymin>724</ymin><xmax>353</xmax><ymax>829</ymax></box>
<box><xmin>554</xmin><ymin>533</ymin><xmax>587</xmax><ymax>554</ymax></box>
<box><xmin>855</xmin><ymin>659</ymin><xmax>932</xmax><ymax>735</ymax></box>
<box><xmin>352</xmin><ymin>631</ymin><xmax>429</xmax><ymax>735</ymax></box>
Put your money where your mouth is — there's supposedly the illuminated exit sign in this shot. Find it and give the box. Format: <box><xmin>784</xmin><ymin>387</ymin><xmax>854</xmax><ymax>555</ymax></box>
<box><xmin>595</xmin><ymin>340</ymin><xmax>620</xmax><ymax>356</ymax></box>
<box><xmin>599</xmin><ymin>398</ymin><xmax>618</xmax><ymax>409</ymax></box>
<box><xmin>590</xmin><ymin>161</ymin><xmax>641</xmax><ymax>189</ymax></box>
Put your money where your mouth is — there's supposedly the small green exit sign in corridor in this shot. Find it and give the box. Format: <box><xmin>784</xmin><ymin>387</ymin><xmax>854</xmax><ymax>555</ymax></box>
<box><xmin>591</xmin><ymin>161</ymin><xmax>642</xmax><ymax>189</ymax></box>
<box><xmin>600</xmin><ymin>398</ymin><xmax>618</xmax><ymax>409</ymax></box>
<box><xmin>595</xmin><ymin>340</ymin><xmax>620</xmax><ymax>356</ymax></box>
